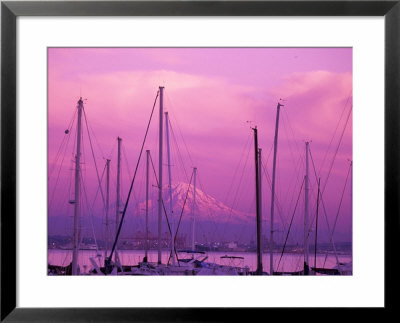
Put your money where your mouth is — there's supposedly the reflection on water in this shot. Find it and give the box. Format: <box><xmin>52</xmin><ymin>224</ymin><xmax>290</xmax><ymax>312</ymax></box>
<box><xmin>48</xmin><ymin>249</ymin><xmax>352</xmax><ymax>273</ymax></box>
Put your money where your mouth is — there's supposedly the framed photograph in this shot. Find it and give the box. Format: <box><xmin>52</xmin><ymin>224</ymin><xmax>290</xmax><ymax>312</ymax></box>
<box><xmin>1</xmin><ymin>0</ymin><xmax>399</xmax><ymax>321</ymax></box>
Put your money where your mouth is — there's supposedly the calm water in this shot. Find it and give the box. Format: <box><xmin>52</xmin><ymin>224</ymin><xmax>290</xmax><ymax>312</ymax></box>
<box><xmin>48</xmin><ymin>249</ymin><xmax>352</xmax><ymax>273</ymax></box>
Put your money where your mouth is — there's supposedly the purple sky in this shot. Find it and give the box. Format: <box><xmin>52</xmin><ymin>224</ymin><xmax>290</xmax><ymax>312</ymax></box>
<box><xmin>48</xmin><ymin>48</ymin><xmax>352</xmax><ymax>243</ymax></box>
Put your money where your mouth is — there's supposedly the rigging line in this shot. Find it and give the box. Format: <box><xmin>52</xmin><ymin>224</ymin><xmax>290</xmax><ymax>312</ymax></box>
<box><xmin>282</xmin><ymin>111</ymin><xmax>304</xmax><ymax>194</ymax></box>
<box><xmin>80</xmin><ymin>117</ymin><xmax>87</xmax><ymax>194</ymax></box>
<box><xmin>83</xmin><ymin>108</ymin><xmax>107</xmax><ymax>215</ymax></box>
<box><xmin>85</xmin><ymin>111</ymin><xmax>106</xmax><ymax>159</ymax></box>
<box><xmin>167</xmin><ymin>119</ymin><xmax>184</xmax><ymax>183</ymax></box>
<box><xmin>306</xmin><ymin>179</ymin><xmax>320</xmax><ymax>233</ymax></box>
<box><xmin>276</xmin><ymin>176</ymin><xmax>305</xmax><ymax>272</ymax></box>
<box><xmin>319</xmin><ymin>95</ymin><xmax>351</xmax><ymax>177</ymax></box>
<box><xmin>265</xmin><ymin>142</ymin><xmax>275</xmax><ymax>171</ymax></box>
<box><xmin>149</xmin><ymin>150</ymin><xmax>172</xmax><ymax>236</ymax></box>
<box><xmin>132</xmin><ymin>158</ymin><xmax>147</xmax><ymax>234</ymax></box>
<box><xmin>308</xmin><ymin>147</ymin><xmax>340</xmax><ymax>266</ymax></box>
<box><xmin>66</xmin><ymin>125</ymin><xmax>78</xmax><ymax>210</ymax></box>
<box><xmin>261</xmin><ymin>155</ymin><xmax>287</xmax><ymax>225</ymax></box>
<box><xmin>174</xmin><ymin>171</ymin><xmax>194</xmax><ymax>249</ymax></box>
<box><xmin>235</xmin><ymin>190</ymin><xmax>255</xmax><ymax>248</ymax></box>
<box><xmin>78</xmin><ymin>128</ymin><xmax>87</xmax><ymax>251</ymax></box>
<box><xmin>89</xmin><ymin>162</ymin><xmax>107</xmax><ymax>215</ymax></box>
<box><xmin>150</xmin><ymin>151</ymin><xmax>177</xmax><ymax>266</ymax></box>
<box><xmin>165</xmin><ymin>92</ymin><xmax>195</xmax><ymax>167</ymax></box>
<box><xmin>49</xmin><ymin>108</ymin><xmax>77</xmax><ymax>180</ymax></box>
<box><xmin>168</xmin><ymin>117</ymin><xmax>190</xmax><ymax>183</ymax></box>
<box><xmin>50</xmin><ymin>108</ymin><xmax>76</xmax><ymax>175</ymax></box>
<box><xmin>50</xmin><ymin>122</ymin><xmax>80</xmax><ymax>213</ymax></box>
<box><xmin>314</xmin><ymin>178</ymin><xmax>321</xmax><ymax>269</ymax></box>
<box><xmin>48</xmin><ymin>120</ymin><xmax>75</xmax><ymax>210</ymax></box>
<box><xmin>282</xmin><ymin>108</ymin><xmax>305</xmax><ymax>167</ymax></box>
<box><xmin>120</xmin><ymin>141</ymin><xmax>141</xmax><ymax>215</ymax></box>
<box><xmin>196</xmin><ymin>171</ymin><xmax>221</xmax><ymax>241</ymax></box>
<box><xmin>276</xmin><ymin>152</ymin><xmax>285</xmax><ymax>220</ymax></box>
<box><xmin>322</xmin><ymin>161</ymin><xmax>352</xmax><ymax>268</ymax></box>
<box><xmin>107</xmin><ymin>90</ymin><xmax>160</xmax><ymax>264</ymax></box>
<box><xmin>227</xmin><ymin>152</ymin><xmax>254</xmax><ymax>242</ymax></box>
<box><xmin>260</xmin><ymin>159</ymin><xmax>287</xmax><ymax>230</ymax></box>
<box><xmin>281</xmin><ymin>131</ymin><xmax>306</xmax><ymax>214</ymax></box>
<box><xmin>80</xmin><ymin>171</ymin><xmax>100</xmax><ymax>255</ymax></box>
<box><xmin>322</xmin><ymin>104</ymin><xmax>352</xmax><ymax>195</ymax></box>
<box><xmin>285</xmin><ymin>153</ymin><xmax>305</xmax><ymax>222</ymax></box>
<box><xmin>281</xmin><ymin>110</ymin><xmax>308</xmax><ymax>213</ymax></box>
<box><xmin>230</xmin><ymin>135</ymin><xmax>253</xmax><ymax>212</ymax></box>
<box><xmin>223</xmin><ymin>132</ymin><xmax>253</xmax><ymax>207</ymax></box>
<box><xmin>220</xmin><ymin>135</ymin><xmax>253</xmax><ymax>241</ymax></box>
<box><xmin>106</xmin><ymin>144</ymin><xmax>116</xmax><ymax>161</ymax></box>
<box><xmin>121</xmin><ymin>143</ymin><xmax>132</xmax><ymax>179</ymax></box>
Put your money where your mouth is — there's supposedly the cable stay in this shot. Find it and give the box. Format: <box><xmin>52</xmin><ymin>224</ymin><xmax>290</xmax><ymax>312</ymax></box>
<box><xmin>168</xmin><ymin>170</ymin><xmax>194</xmax><ymax>265</ymax></box>
<box><xmin>322</xmin><ymin>160</ymin><xmax>352</xmax><ymax>268</ymax></box>
<box><xmin>276</xmin><ymin>176</ymin><xmax>305</xmax><ymax>272</ymax></box>
<box><xmin>308</xmin><ymin>147</ymin><xmax>340</xmax><ymax>266</ymax></box>
<box><xmin>48</xmin><ymin>109</ymin><xmax>77</xmax><ymax>180</ymax></box>
<box><xmin>260</xmin><ymin>158</ymin><xmax>288</xmax><ymax>233</ymax></box>
<box><xmin>220</xmin><ymin>133</ymin><xmax>253</xmax><ymax>242</ymax></box>
<box><xmin>120</xmin><ymin>139</ymin><xmax>142</xmax><ymax>229</ymax></box>
<box><xmin>321</xmin><ymin>104</ymin><xmax>352</xmax><ymax>195</ymax></box>
<box><xmin>168</xmin><ymin>117</ymin><xmax>190</xmax><ymax>183</ymax></box>
<box><xmin>105</xmin><ymin>90</ymin><xmax>159</xmax><ymax>273</ymax></box>
<box><xmin>195</xmin><ymin>170</ymin><xmax>221</xmax><ymax>246</ymax></box>
<box><xmin>148</xmin><ymin>152</ymin><xmax>173</xmax><ymax>240</ymax></box>
<box><xmin>280</xmin><ymin>111</ymin><xmax>306</xmax><ymax>211</ymax></box>
<box><xmin>222</xmin><ymin>132</ymin><xmax>253</xmax><ymax>208</ymax></box>
<box><xmin>318</xmin><ymin>95</ymin><xmax>352</xmax><ymax>178</ymax></box>
<box><xmin>160</xmin><ymin>110</ymin><xmax>199</xmax><ymax>263</ymax></box>
<box><xmin>48</xmin><ymin>111</ymin><xmax>77</xmax><ymax>210</ymax></box>
<box><xmin>79</xmin><ymin>171</ymin><xmax>101</xmax><ymax>258</ymax></box>
<box><xmin>314</xmin><ymin>178</ymin><xmax>321</xmax><ymax>270</ymax></box>
<box><xmin>83</xmin><ymin>107</ymin><xmax>107</xmax><ymax>219</ymax></box>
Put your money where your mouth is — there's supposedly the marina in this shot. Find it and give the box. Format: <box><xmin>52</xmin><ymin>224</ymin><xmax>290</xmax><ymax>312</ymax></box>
<box><xmin>48</xmin><ymin>249</ymin><xmax>352</xmax><ymax>275</ymax></box>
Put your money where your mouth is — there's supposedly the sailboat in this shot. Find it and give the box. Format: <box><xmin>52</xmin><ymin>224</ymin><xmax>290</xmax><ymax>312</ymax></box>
<box><xmin>251</xmin><ymin>126</ymin><xmax>266</xmax><ymax>275</ymax></box>
<box><xmin>149</xmin><ymin>87</ymin><xmax>248</xmax><ymax>275</ymax></box>
<box><xmin>270</xmin><ymin>135</ymin><xmax>352</xmax><ymax>276</ymax></box>
<box><xmin>48</xmin><ymin>97</ymin><xmax>105</xmax><ymax>275</ymax></box>
<box><xmin>100</xmin><ymin>86</ymin><xmax>254</xmax><ymax>276</ymax></box>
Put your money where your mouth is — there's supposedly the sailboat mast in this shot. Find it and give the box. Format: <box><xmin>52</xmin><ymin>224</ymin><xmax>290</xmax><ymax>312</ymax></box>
<box><xmin>270</xmin><ymin>102</ymin><xmax>283</xmax><ymax>275</ymax></box>
<box><xmin>158</xmin><ymin>86</ymin><xmax>164</xmax><ymax>264</ymax></box>
<box><xmin>314</xmin><ymin>177</ymin><xmax>321</xmax><ymax>270</ymax></box>
<box><xmin>145</xmin><ymin>150</ymin><xmax>150</xmax><ymax>261</ymax></box>
<box><xmin>304</xmin><ymin>141</ymin><xmax>310</xmax><ymax>274</ymax></box>
<box><xmin>72</xmin><ymin>97</ymin><xmax>83</xmax><ymax>275</ymax></box>
<box><xmin>258</xmin><ymin>146</ymin><xmax>263</xmax><ymax>275</ymax></box>
<box><xmin>165</xmin><ymin>111</ymin><xmax>176</xmax><ymax>265</ymax></box>
<box><xmin>191</xmin><ymin>167</ymin><xmax>197</xmax><ymax>251</ymax></box>
<box><xmin>116</xmin><ymin>137</ymin><xmax>122</xmax><ymax>233</ymax></box>
<box><xmin>115</xmin><ymin>137</ymin><xmax>122</xmax><ymax>263</ymax></box>
<box><xmin>105</xmin><ymin>159</ymin><xmax>110</xmax><ymax>258</ymax></box>
<box><xmin>253</xmin><ymin>127</ymin><xmax>263</xmax><ymax>275</ymax></box>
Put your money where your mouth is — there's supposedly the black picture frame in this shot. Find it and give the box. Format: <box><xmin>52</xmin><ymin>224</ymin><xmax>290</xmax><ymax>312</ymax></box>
<box><xmin>1</xmin><ymin>0</ymin><xmax>399</xmax><ymax>321</ymax></box>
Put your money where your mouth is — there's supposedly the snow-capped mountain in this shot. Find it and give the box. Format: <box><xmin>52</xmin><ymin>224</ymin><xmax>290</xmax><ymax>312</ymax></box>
<box><xmin>138</xmin><ymin>181</ymin><xmax>254</xmax><ymax>224</ymax></box>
